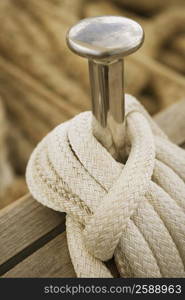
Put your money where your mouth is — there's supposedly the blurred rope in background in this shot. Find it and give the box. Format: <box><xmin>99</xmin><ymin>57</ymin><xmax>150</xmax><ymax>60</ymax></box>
<box><xmin>0</xmin><ymin>0</ymin><xmax>185</xmax><ymax>208</ymax></box>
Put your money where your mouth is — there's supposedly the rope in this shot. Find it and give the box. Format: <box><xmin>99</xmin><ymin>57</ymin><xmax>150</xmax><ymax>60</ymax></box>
<box><xmin>26</xmin><ymin>94</ymin><xmax>185</xmax><ymax>278</ymax></box>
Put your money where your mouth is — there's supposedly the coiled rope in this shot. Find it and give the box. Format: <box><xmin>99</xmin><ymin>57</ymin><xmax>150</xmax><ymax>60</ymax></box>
<box><xmin>26</xmin><ymin>95</ymin><xmax>185</xmax><ymax>278</ymax></box>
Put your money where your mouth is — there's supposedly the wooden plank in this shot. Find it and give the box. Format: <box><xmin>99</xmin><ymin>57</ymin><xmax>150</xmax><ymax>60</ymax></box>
<box><xmin>154</xmin><ymin>99</ymin><xmax>185</xmax><ymax>145</ymax></box>
<box><xmin>3</xmin><ymin>233</ymin><xmax>75</xmax><ymax>278</ymax></box>
<box><xmin>2</xmin><ymin>234</ymin><xmax>118</xmax><ymax>278</ymax></box>
<box><xmin>0</xmin><ymin>194</ymin><xmax>64</xmax><ymax>269</ymax></box>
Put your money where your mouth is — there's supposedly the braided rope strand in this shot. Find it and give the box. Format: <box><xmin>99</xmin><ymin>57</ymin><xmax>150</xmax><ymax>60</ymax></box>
<box><xmin>26</xmin><ymin>94</ymin><xmax>185</xmax><ymax>278</ymax></box>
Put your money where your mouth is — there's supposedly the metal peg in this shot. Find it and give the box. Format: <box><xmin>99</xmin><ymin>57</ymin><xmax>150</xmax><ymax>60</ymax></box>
<box><xmin>67</xmin><ymin>16</ymin><xmax>144</xmax><ymax>161</ymax></box>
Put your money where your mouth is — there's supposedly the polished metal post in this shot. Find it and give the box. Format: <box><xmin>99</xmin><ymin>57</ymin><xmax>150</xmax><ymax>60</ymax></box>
<box><xmin>66</xmin><ymin>16</ymin><xmax>144</xmax><ymax>161</ymax></box>
<box><xmin>88</xmin><ymin>58</ymin><xmax>124</xmax><ymax>160</ymax></box>
<box><xmin>88</xmin><ymin>59</ymin><xmax>124</xmax><ymax>127</ymax></box>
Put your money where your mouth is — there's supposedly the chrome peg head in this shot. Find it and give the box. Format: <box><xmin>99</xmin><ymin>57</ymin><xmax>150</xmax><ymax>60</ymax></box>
<box><xmin>67</xmin><ymin>16</ymin><xmax>144</xmax><ymax>61</ymax></box>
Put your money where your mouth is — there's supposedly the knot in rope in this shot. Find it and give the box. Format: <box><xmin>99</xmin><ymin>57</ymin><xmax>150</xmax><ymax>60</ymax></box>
<box><xmin>26</xmin><ymin>95</ymin><xmax>185</xmax><ymax>278</ymax></box>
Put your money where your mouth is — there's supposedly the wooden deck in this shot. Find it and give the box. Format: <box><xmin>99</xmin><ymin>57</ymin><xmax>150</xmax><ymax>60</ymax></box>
<box><xmin>0</xmin><ymin>99</ymin><xmax>185</xmax><ymax>278</ymax></box>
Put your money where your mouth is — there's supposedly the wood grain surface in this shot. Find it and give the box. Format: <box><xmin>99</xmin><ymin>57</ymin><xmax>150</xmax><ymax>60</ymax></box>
<box><xmin>0</xmin><ymin>194</ymin><xmax>65</xmax><ymax>275</ymax></box>
<box><xmin>3</xmin><ymin>233</ymin><xmax>75</xmax><ymax>278</ymax></box>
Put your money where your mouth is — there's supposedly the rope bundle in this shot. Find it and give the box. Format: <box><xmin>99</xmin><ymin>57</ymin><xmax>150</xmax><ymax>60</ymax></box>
<box><xmin>26</xmin><ymin>95</ymin><xmax>185</xmax><ymax>277</ymax></box>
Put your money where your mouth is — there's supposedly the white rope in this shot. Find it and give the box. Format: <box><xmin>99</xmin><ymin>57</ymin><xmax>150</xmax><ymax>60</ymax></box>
<box><xmin>26</xmin><ymin>94</ymin><xmax>185</xmax><ymax>278</ymax></box>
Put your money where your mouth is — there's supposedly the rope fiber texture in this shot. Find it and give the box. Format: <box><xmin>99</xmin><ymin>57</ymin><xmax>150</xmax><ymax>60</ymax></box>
<box><xmin>26</xmin><ymin>94</ymin><xmax>185</xmax><ymax>278</ymax></box>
